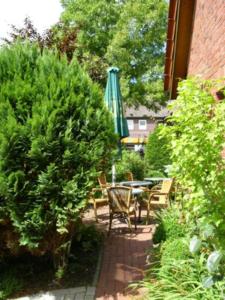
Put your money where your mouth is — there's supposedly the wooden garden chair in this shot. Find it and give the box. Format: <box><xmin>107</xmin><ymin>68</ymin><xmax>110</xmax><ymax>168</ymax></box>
<box><xmin>107</xmin><ymin>186</ymin><xmax>137</xmax><ymax>232</ymax></box>
<box><xmin>126</xmin><ymin>171</ymin><xmax>134</xmax><ymax>181</ymax></box>
<box><xmin>138</xmin><ymin>179</ymin><xmax>174</xmax><ymax>224</ymax></box>
<box><xmin>88</xmin><ymin>187</ymin><xmax>108</xmax><ymax>222</ymax></box>
<box><xmin>98</xmin><ymin>172</ymin><xmax>111</xmax><ymax>190</ymax></box>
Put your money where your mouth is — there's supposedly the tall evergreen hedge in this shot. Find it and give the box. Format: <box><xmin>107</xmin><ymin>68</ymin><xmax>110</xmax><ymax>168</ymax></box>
<box><xmin>145</xmin><ymin>125</ymin><xmax>171</xmax><ymax>175</ymax></box>
<box><xmin>0</xmin><ymin>42</ymin><xmax>116</xmax><ymax>262</ymax></box>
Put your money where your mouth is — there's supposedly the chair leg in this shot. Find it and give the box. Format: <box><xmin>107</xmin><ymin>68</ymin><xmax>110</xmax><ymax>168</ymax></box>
<box><xmin>138</xmin><ymin>205</ymin><xmax>142</xmax><ymax>222</ymax></box>
<box><xmin>146</xmin><ymin>202</ymin><xmax>150</xmax><ymax>225</ymax></box>
<box><xmin>134</xmin><ymin>211</ymin><xmax>137</xmax><ymax>230</ymax></box>
<box><xmin>93</xmin><ymin>201</ymin><xmax>98</xmax><ymax>222</ymax></box>
<box><xmin>127</xmin><ymin>216</ymin><xmax>132</xmax><ymax>232</ymax></box>
<box><xmin>108</xmin><ymin>213</ymin><xmax>113</xmax><ymax>234</ymax></box>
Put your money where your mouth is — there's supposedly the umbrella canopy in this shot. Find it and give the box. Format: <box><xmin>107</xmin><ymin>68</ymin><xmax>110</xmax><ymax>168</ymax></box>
<box><xmin>104</xmin><ymin>67</ymin><xmax>129</xmax><ymax>139</ymax></box>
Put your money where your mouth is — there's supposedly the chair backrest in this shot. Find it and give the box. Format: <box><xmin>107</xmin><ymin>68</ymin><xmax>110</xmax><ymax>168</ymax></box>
<box><xmin>161</xmin><ymin>179</ymin><xmax>174</xmax><ymax>194</ymax></box>
<box><xmin>126</xmin><ymin>171</ymin><xmax>134</xmax><ymax>181</ymax></box>
<box><xmin>98</xmin><ymin>172</ymin><xmax>107</xmax><ymax>188</ymax></box>
<box><xmin>107</xmin><ymin>186</ymin><xmax>132</xmax><ymax>213</ymax></box>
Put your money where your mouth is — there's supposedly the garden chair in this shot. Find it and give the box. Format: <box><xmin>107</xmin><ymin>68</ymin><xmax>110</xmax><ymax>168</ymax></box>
<box><xmin>97</xmin><ymin>172</ymin><xmax>112</xmax><ymax>198</ymax></box>
<box><xmin>126</xmin><ymin>171</ymin><xmax>134</xmax><ymax>181</ymax></box>
<box><xmin>107</xmin><ymin>186</ymin><xmax>137</xmax><ymax>232</ymax></box>
<box><xmin>98</xmin><ymin>172</ymin><xmax>111</xmax><ymax>190</ymax></box>
<box><xmin>88</xmin><ymin>188</ymin><xmax>108</xmax><ymax>222</ymax></box>
<box><xmin>138</xmin><ymin>179</ymin><xmax>174</xmax><ymax>224</ymax></box>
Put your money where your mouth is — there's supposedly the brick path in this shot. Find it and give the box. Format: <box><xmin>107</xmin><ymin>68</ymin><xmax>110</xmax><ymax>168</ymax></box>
<box><xmin>84</xmin><ymin>206</ymin><xmax>154</xmax><ymax>299</ymax></box>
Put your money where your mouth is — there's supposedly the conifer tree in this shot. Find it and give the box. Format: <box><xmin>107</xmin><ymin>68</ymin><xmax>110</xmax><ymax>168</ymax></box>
<box><xmin>0</xmin><ymin>42</ymin><xmax>116</xmax><ymax>266</ymax></box>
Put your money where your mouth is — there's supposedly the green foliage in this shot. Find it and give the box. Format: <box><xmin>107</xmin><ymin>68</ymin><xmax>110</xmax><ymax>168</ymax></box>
<box><xmin>145</xmin><ymin>125</ymin><xmax>171</xmax><ymax>175</ymax></box>
<box><xmin>60</xmin><ymin>0</ymin><xmax>168</xmax><ymax>108</ymax></box>
<box><xmin>0</xmin><ymin>42</ymin><xmax>116</xmax><ymax>257</ymax></box>
<box><xmin>61</xmin><ymin>0</ymin><xmax>121</xmax><ymax>57</ymax></box>
<box><xmin>74</xmin><ymin>224</ymin><xmax>103</xmax><ymax>253</ymax></box>
<box><xmin>3</xmin><ymin>17</ymin><xmax>78</xmax><ymax>63</ymax></box>
<box><xmin>160</xmin><ymin>238</ymin><xmax>190</xmax><ymax>266</ymax></box>
<box><xmin>140</xmin><ymin>204</ymin><xmax>225</xmax><ymax>299</ymax></box>
<box><xmin>140</xmin><ymin>78</ymin><xmax>225</xmax><ymax>300</ymax></box>
<box><xmin>145</xmin><ymin>169</ymin><xmax>165</xmax><ymax>178</ymax></box>
<box><xmin>0</xmin><ymin>224</ymin><xmax>102</xmax><ymax>298</ymax></box>
<box><xmin>0</xmin><ymin>268</ymin><xmax>23</xmax><ymax>300</ymax></box>
<box><xmin>115</xmin><ymin>150</ymin><xmax>145</xmax><ymax>181</ymax></box>
<box><xmin>141</xmin><ymin>255</ymin><xmax>225</xmax><ymax>300</ymax></box>
<box><xmin>160</xmin><ymin>78</ymin><xmax>225</xmax><ymax>250</ymax></box>
<box><xmin>106</xmin><ymin>0</ymin><xmax>168</xmax><ymax>107</ymax></box>
<box><xmin>153</xmin><ymin>206</ymin><xmax>188</xmax><ymax>244</ymax></box>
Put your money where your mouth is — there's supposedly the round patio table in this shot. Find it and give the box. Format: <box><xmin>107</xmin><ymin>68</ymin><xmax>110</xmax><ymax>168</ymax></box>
<box><xmin>120</xmin><ymin>180</ymin><xmax>153</xmax><ymax>188</ymax></box>
<box><xmin>144</xmin><ymin>177</ymin><xmax>171</xmax><ymax>182</ymax></box>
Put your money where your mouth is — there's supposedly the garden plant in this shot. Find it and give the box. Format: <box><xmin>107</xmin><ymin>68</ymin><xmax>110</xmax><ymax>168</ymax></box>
<box><xmin>115</xmin><ymin>149</ymin><xmax>145</xmax><ymax>181</ymax></box>
<box><xmin>0</xmin><ymin>42</ymin><xmax>116</xmax><ymax>271</ymax></box>
<box><xmin>144</xmin><ymin>125</ymin><xmax>171</xmax><ymax>177</ymax></box>
<box><xmin>139</xmin><ymin>78</ymin><xmax>225</xmax><ymax>299</ymax></box>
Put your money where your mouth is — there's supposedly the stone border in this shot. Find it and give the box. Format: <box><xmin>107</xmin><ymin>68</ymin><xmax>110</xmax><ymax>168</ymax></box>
<box><xmin>10</xmin><ymin>286</ymin><xmax>95</xmax><ymax>300</ymax></box>
<box><xmin>92</xmin><ymin>237</ymin><xmax>105</xmax><ymax>287</ymax></box>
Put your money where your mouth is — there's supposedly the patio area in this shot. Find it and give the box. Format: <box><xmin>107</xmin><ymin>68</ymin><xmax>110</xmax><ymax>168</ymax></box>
<box><xmin>83</xmin><ymin>206</ymin><xmax>155</xmax><ymax>299</ymax></box>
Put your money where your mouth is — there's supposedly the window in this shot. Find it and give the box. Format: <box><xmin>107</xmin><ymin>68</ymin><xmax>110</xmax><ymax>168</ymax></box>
<box><xmin>139</xmin><ymin>119</ymin><xmax>147</xmax><ymax>130</ymax></box>
<box><xmin>127</xmin><ymin>119</ymin><xmax>134</xmax><ymax>130</ymax></box>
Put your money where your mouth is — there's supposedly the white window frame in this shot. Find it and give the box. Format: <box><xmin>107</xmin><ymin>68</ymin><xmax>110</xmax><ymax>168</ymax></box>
<box><xmin>139</xmin><ymin>119</ymin><xmax>147</xmax><ymax>130</ymax></box>
<box><xmin>127</xmin><ymin>119</ymin><xmax>134</xmax><ymax>130</ymax></box>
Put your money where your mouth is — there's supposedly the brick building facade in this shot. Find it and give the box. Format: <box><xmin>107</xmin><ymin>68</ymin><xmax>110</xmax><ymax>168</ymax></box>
<box><xmin>164</xmin><ymin>0</ymin><xmax>225</xmax><ymax>99</ymax></box>
<box><xmin>188</xmin><ymin>0</ymin><xmax>225</xmax><ymax>79</ymax></box>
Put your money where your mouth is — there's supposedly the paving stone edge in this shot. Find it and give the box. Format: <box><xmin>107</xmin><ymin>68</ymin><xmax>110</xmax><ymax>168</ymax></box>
<box><xmin>91</xmin><ymin>237</ymin><xmax>105</xmax><ymax>287</ymax></box>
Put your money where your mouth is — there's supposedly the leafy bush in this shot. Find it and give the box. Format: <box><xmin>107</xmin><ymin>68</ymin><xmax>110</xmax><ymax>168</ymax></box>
<box><xmin>141</xmin><ymin>255</ymin><xmax>225</xmax><ymax>300</ymax></box>
<box><xmin>0</xmin><ymin>269</ymin><xmax>23</xmax><ymax>300</ymax></box>
<box><xmin>161</xmin><ymin>78</ymin><xmax>225</xmax><ymax>250</ymax></box>
<box><xmin>160</xmin><ymin>238</ymin><xmax>190</xmax><ymax>266</ymax></box>
<box><xmin>144</xmin><ymin>125</ymin><xmax>171</xmax><ymax>175</ymax></box>
<box><xmin>115</xmin><ymin>150</ymin><xmax>145</xmax><ymax>181</ymax></box>
<box><xmin>0</xmin><ymin>42</ymin><xmax>116</xmax><ymax>265</ymax></box>
<box><xmin>141</xmin><ymin>204</ymin><xmax>224</xmax><ymax>300</ymax></box>
<box><xmin>153</xmin><ymin>206</ymin><xmax>188</xmax><ymax>244</ymax></box>
<box><xmin>145</xmin><ymin>169</ymin><xmax>165</xmax><ymax>178</ymax></box>
<box><xmin>73</xmin><ymin>224</ymin><xmax>103</xmax><ymax>253</ymax></box>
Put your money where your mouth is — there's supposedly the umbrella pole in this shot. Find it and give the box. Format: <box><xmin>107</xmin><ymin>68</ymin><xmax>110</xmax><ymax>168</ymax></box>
<box><xmin>112</xmin><ymin>163</ymin><xmax>116</xmax><ymax>187</ymax></box>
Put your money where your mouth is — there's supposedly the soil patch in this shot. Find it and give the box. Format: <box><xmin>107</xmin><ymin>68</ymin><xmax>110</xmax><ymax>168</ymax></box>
<box><xmin>0</xmin><ymin>225</ymin><xmax>102</xmax><ymax>299</ymax></box>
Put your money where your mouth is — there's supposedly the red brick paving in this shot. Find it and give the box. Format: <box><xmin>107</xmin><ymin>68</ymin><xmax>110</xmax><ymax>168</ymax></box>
<box><xmin>83</xmin><ymin>206</ymin><xmax>154</xmax><ymax>299</ymax></box>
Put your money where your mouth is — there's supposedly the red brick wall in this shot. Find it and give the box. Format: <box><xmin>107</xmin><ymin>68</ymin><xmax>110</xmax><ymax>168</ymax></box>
<box><xmin>188</xmin><ymin>0</ymin><xmax>225</xmax><ymax>79</ymax></box>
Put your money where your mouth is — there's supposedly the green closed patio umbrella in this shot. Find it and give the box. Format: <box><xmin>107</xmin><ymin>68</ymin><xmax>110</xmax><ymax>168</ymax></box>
<box><xmin>104</xmin><ymin>67</ymin><xmax>129</xmax><ymax>184</ymax></box>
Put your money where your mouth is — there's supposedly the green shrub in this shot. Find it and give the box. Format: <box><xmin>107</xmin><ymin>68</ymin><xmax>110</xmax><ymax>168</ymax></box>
<box><xmin>73</xmin><ymin>224</ymin><xmax>103</xmax><ymax>253</ymax></box>
<box><xmin>115</xmin><ymin>150</ymin><xmax>145</xmax><ymax>181</ymax></box>
<box><xmin>0</xmin><ymin>269</ymin><xmax>23</xmax><ymax>300</ymax></box>
<box><xmin>153</xmin><ymin>206</ymin><xmax>188</xmax><ymax>244</ymax></box>
<box><xmin>145</xmin><ymin>169</ymin><xmax>165</xmax><ymax>178</ymax></box>
<box><xmin>160</xmin><ymin>238</ymin><xmax>190</xmax><ymax>266</ymax></box>
<box><xmin>144</xmin><ymin>125</ymin><xmax>171</xmax><ymax>175</ymax></box>
<box><xmin>160</xmin><ymin>78</ymin><xmax>225</xmax><ymax>250</ymax></box>
<box><xmin>0</xmin><ymin>42</ymin><xmax>116</xmax><ymax>265</ymax></box>
<box><xmin>141</xmin><ymin>255</ymin><xmax>225</xmax><ymax>300</ymax></box>
<box><xmin>141</xmin><ymin>207</ymin><xmax>225</xmax><ymax>300</ymax></box>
